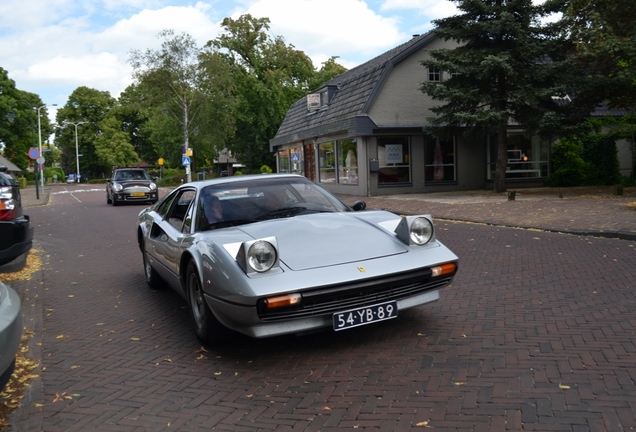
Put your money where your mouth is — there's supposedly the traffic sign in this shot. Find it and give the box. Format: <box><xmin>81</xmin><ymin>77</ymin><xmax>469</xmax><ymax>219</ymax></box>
<box><xmin>28</xmin><ymin>147</ymin><xmax>41</xmax><ymax>160</ymax></box>
<box><xmin>182</xmin><ymin>156</ymin><xmax>191</xmax><ymax>166</ymax></box>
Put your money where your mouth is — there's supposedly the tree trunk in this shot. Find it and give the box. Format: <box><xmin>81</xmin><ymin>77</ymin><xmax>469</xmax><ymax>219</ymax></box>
<box><xmin>493</xmin><ymin>124</ymin><xmax>508</xmax><ymax>193</ymax></box>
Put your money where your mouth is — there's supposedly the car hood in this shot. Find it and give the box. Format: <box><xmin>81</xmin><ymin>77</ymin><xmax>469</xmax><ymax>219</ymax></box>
<box><xmin>236</xmin><ymin>213</ymin><xmax>407</xmax><ymax>271</ymax></box>
<box><xmin>117</xmin><ymin>180</ymin><xmax>153</xmax><ymax>188</ymax></box>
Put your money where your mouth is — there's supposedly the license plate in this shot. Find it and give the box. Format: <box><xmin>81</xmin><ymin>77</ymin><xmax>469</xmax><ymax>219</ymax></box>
<box><xmin>131</xmin><ymin>192</ymin><xmax>145</xmax><ymax>197</ymax></box>
<box><xmin>333</xmin><ymin>301</ymin><xmax>398</xmax><ymax>331</ymax></box>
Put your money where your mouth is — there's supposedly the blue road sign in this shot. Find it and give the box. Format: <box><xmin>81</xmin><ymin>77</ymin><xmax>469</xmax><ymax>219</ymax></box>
<box><xmin>182</xmin><ymin>156</ymin><xmax>191</xmax><ymax>166</ymax></box>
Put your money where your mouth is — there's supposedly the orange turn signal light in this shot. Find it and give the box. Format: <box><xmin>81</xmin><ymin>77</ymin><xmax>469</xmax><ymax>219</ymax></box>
<box><xmin>431</xmin><ymin>262</ymin><xmax>457</xmax><ymax>277</ymax></box>
<box><xmin>264</xmin><ymin>293</ymin><xmax>301</xmax><ymax>310</ymax></box>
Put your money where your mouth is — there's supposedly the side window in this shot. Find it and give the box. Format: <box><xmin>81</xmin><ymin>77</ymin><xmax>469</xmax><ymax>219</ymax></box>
<box><xmin>156</xmin><ymin>192</ymin><xmax>178</xmax><ymax>219</ymax></box>
<box><xmin>183</xmin><ymin>200</ymin><xmax>195</xmax><ymax>233</ymax></box>
<box><xmin>166</xmin><ymin>190</ymin><xmax>196</xmax><ymax>232</ymax></box>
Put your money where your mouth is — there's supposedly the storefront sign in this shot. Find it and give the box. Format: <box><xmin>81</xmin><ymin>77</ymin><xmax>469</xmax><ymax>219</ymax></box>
<box><xmin>385</xmin><ymin>144</ymin><xmax>403</xmax><ymax>164</ymax></box>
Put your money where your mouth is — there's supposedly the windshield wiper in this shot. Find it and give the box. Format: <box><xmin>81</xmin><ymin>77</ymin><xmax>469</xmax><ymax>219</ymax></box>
<box><xmin>255</xmin><ymin>206</ymin><xmax>307</xmax><ymax>221</ymax></box>
<box><xmin>206</xmin><ymin>219</ymin><xmax>256</xmax><ymax>230</ymax></box>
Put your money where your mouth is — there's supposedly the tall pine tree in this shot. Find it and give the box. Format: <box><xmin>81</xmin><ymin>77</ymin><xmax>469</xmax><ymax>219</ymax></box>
<box><xmin>421</xmin><ymin>0</ymin><xmax>576</xmax><ymax>192</ymax></box>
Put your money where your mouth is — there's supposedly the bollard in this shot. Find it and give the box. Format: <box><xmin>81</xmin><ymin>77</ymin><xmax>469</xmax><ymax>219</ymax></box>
<box><xmin>507</xmin><ymin>190</ymin><xmax>516</xmax><ymax>201</ymax></box>
<box><xmin>614</xmin><ymin>184</ymin><xmax>624</xmax><ymax>196</ymax></box>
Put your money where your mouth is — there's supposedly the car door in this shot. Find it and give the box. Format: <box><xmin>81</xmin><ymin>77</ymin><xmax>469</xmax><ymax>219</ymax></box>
<box><xmin>145</xmin><ymin>188</ymin><xmax>196</xmax><ymax>290</ymax></box>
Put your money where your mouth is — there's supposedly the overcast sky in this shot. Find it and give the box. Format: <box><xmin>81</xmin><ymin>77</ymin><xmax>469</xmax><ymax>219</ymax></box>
<box><xmin>0</xmin><ymin>0</ymin><xmax>459</xmax><ymax>121</ymax></box>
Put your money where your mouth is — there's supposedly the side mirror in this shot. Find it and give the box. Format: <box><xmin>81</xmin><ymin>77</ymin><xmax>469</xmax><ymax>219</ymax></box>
<box><xmin>351</xmin><ymin>200</ymin><xmax>366</xmax><ymax>211</ymax></box>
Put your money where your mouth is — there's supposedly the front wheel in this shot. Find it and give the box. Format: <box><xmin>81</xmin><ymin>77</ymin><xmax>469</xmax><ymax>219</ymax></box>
<box><xmin>186</xmin><ymin>261</ymin><xmax>231</xmax><ymax>345</ymax></box>
<box><xmin>142</xmin><ymin>245</ymin><xmax>163</xmax><ymax>289</ymax></box>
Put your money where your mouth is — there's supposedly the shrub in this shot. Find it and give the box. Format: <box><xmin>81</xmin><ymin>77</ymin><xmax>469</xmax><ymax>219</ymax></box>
<box><xmin>581</xmin><ymin>132</ymin><xmax>621</xmax><ymax>185</ymax></box>
<box><xmin>546</xmin><ymin>132</ymin><xmax>620</xmax><ymax>187</ymax></box>
<box><xmin>546</xmin><ymin>137</ymin><xmax>594</xmax><ymax>187</ymax></box>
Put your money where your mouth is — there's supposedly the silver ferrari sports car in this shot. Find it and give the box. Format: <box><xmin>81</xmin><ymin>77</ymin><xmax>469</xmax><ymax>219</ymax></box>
<box><xmin>137</xmin><ymin>174</ymin><xmax>458</xmax><ymax>345</ymax></box>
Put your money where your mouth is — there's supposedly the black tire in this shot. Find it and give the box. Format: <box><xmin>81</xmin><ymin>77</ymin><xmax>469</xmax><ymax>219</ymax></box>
<box><xmin>142</xmin><ymin>246</ymin><xmax>163</xmax><ymax>289</ymax></box>
<box><xmin>106</xmin><ymin>193</ymin><xmax>112</xmax><ymax>204</ymax></box>
<box><xmin>186</xmin><ymin>260</ymin><xmax>231</xmax><ymax>345</ymax></box>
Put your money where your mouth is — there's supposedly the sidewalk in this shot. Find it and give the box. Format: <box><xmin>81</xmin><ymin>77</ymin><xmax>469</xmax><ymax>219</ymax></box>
<box><xmin>20</xmin><ymin>183</ymin><xmax>636</xmax><ymax>240</ymax></box>
<box><xmin>337</xmin><ymin>185</ymin><xmax>636</xmax><ymax>240</ymax></box>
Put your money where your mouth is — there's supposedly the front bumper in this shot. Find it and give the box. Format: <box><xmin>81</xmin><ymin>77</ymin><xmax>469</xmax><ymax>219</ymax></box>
<box><xmin>0</xmin><ymin>216</ymin><xmax>34</xmax><ymax>265</ymax></box>
<box><xmin>113</xmin><ymin>190</ymin><xmax>158</xmax><ymax>203</ymax></box>
<box><xmin>206</xmin><ymin>263</ymin><xmax>456</xmax><ymax>338</ymax></box>
<box><xmin>208</xmin><ymin>289</ymin><xmax>441</xmax><ymax>338</ymax></box>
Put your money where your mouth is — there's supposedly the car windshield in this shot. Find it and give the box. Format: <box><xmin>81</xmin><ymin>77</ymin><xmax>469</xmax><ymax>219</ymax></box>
<box><xmin>196</xmin><ymin>177</ymin><xmax>351</xmax><ymax>231</ymax></box>
<box><xmin>116</xmin><ymin>170</ymin><xmax>149</xmax><ymax>181</ymax></box>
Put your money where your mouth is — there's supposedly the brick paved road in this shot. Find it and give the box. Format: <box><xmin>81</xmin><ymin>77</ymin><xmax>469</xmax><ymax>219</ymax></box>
<box><xmin>6</xmin><ymin>185</ymin><xmax>636</xmax><ymax>431</ymax></box>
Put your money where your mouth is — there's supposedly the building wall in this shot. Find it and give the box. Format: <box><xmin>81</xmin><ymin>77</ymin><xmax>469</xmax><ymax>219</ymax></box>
<box><xmin>368</xmin><ymin>38</ymin><xmax>458</xmax><ymax>127</ymax></box>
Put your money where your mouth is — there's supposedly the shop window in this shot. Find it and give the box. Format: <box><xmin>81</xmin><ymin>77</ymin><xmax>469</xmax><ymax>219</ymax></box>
<box><xmin>487</xmin><ymin>134</ymin><xmax>549</xmax><ymax>179</ymax></box>
<box><xmin>318</xmin><ymin>142</ymin><xmax>336</xmax><ymax>183</ymax></box>
<box><xmin>289</xmin><ymin>148</ymin><xmax>302</xmax><ymax>174</ymax></box>
<box><xmin>338</xmin><ymin>139</ymin><xmax>358</xmax><ymax>185</ymax></box>
<box><xmin>425</xmin><ymin>138</ymin><xmax>456</xmax><ymax>182</ymax></box>
<box><xmin>279</xmin><ymin>148</ymin><xmax>302</xmax><ymax>174</ymax></box>
<box><xmin>278</xmin><ymin>149</ymin><xmax>290</xmax><ymax>173</ymax></box>
<box><xmin>318</xmin><ymin>140</ymin><xmax>358</xmax><ymax>185</ymax></box>
<box><xmin>378</xmin><ymin>137</ymin><xmax>411</xmax><ymax>185</ymax></box>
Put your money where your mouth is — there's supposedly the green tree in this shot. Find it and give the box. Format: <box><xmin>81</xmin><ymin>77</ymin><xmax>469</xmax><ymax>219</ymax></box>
<box><xmin>192</xmin><ymin>49</ymin><xmax>237</xmax><ymax>168</ymax></box>
<box><xmin>207</xmin><ymin>15</ymin><xmax>319</xmax><ymax>171</ymax></box>
<box><xmin>115</xmin><ymin>84</ymin><xmax>154</xmax><ymax>165</ymax></box>
<box><xmin>0</xmin><ymin>70</ymin><xmax>49</xmax><ymax>174</ymax></box>
<box><xmin>94</xmin><ymin>115</ymin><xmax>140</xmax><ymax>168</ymax></box>
<box><xmin>308</xmin><ymin>57</ymin><xmax>348</xmax><ymax>91</ymax></box>
<box><xmin>565</xmin><ymin>0</ymin><xmax>636</xmax><ymax>179</ymax></box>
<box><xmin>420</xmin><ymin>0</ymin><xmax>586</xmax><ymax>193</ymax></box>
<box><xmin>129</xmin><ymin>30</ymin><xmax>215</xmax><ymax>176</ymax></box>
<box><xmin>55</xmin><ymin>86</ymin><xmax>117</xmax><ymax>178</ymax></box>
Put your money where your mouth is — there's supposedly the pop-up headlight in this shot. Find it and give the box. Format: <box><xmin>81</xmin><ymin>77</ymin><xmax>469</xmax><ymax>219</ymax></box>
<box><xmin>394</xmin><ymin>215</ymin><xmax>435</xmax><ymax>245</ymax></box>
<box><xmin>236</xmin><ymin>237</ymin><xmax>279</xmax><ymax>275</ymax></box>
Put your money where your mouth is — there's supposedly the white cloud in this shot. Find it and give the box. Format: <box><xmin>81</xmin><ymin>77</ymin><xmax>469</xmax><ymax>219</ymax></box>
<box><xmin>29</xmin><ymin>53</ymin><xmax>123</xmax><ymax>83</ymax></box>
<box><xmin>98</xmin><ymin>3</ymin><xmax>220</xmax><ymax>51</ymax></box>
<box><xmin>241</xmin><ymin>0</ymin><xmax>406</xmax><ymax>68</ymax></box>
<box><xmin>381</xmin><ymin>0</ymin><xmax>458</xmax><ymax>22</ymax></box>
<box><xmin>2</xmin><ymin>0</ymin><xmax>450</xmax><ymax>111</ymax></box>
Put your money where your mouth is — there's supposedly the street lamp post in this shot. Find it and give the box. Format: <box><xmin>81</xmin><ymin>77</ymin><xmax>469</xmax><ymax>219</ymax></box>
<box><xmin>37</xmin><ymin>104</ymin><xmax>57</xmax><ymax>189</ymax></box>
<box><xmin>6</xmin><ymin>100</ymin><xmax>38</xmax><ymax>199</ymax></box>
<box><xmin>62</xmin><ymin>121</ymin><xmax>86</xmax><ymax>183</ymax></box>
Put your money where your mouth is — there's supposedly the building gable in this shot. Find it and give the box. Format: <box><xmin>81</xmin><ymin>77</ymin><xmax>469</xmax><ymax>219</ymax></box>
<box><xmin>270</xmin><ymin>32</ymin><xmax>440</xmax><ymax>149</ymax></box>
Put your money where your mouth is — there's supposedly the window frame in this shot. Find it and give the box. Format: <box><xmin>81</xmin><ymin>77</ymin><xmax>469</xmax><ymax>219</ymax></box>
<box><xmin>428</xmin><ymin>67</ymin><xmax>442</xmax><ymax>82</ymax></box>
<box><xmin>377</xmin><ymin>137</ymin><xmax>412</xmax><ymax>186</ymax></box>
<box><xmin>425</xmin><ymin>137</ymin><xmax>457</xmax><ymax>183</ymax></box>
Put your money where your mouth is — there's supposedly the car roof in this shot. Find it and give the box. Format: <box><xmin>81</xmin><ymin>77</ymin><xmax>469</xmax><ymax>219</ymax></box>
<box><xmin>188</xmin><ymin>173</ymin><xmax>305</xmax><ymax>188</ymax></box>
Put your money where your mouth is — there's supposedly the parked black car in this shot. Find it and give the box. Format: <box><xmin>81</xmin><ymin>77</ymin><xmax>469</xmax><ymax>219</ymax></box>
<box><xmin>106</xmin><ymin>168</ymin><xmax>158</xmax><ymax>206</ymax></box>
<box><xmin>0</xmin><ymin>166</ymin><xmax>33</xmax><ymax>266</ymax></box>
